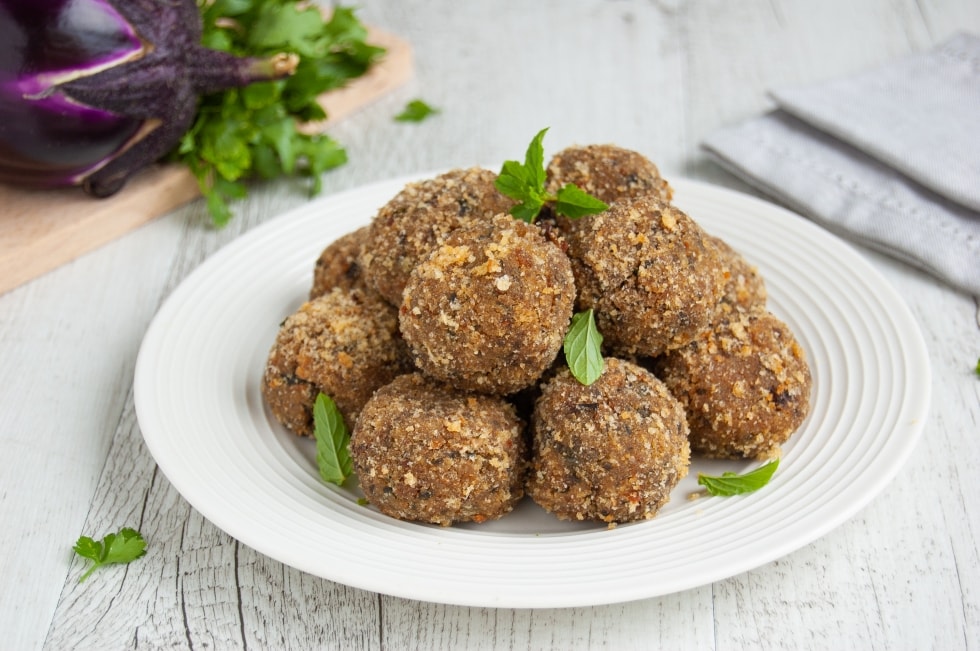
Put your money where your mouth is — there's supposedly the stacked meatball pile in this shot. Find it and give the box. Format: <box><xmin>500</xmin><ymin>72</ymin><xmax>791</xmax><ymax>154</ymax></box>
<box><xmin>262</xmin><ymin>145</ymin><xmax>812</xmax><ymax>527</ymax></box>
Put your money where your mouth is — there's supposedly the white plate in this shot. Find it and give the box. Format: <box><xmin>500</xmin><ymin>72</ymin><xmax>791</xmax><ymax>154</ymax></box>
<box><xmin>134</xmin><ymin>175</ymin><xmax>931</xmax><ymax>608</ymax></box>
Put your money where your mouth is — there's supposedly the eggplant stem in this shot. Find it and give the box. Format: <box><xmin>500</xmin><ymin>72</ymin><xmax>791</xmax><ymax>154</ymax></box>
<box><xmin>191</xmin><ymin>49</ymin><xmax>298</xmax><ymax>94</ymax></box>
<box><xmin>256</xmin><ymin>53</ymin><xmax>300</xmax><ymax>79</ymax></box>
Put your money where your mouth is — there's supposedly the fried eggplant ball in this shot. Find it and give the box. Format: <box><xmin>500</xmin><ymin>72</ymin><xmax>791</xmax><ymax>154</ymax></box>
<box><xmin>261</xmin><ymin>287</ymin><xmax>413</xmax><ymax>435</ymax></box>
<box><xmin>545</xmin><ymin>144</ymin><xmax>673</xmax><ymax>205</ymax></box>
<box><xmin>654</xmin><ymin>308</ymin><xmax>812</xmax><ymax>460</ymax></box>
<box><xmin>400</xmin><ymin>213</ymin><xmax>575</xmax><ymax>395</ymax></box>
<box><xmin>360</xmin><ymin>168</ymin><xmax>516</xmax><ymax>305</ymax></box>
<box><xmin>351</xmin><ymin>373</ymin><xmax>527</xmax><ymax>526</ymax></box>
<box><xmin>527</xmin><ymin>358</ymin><xmax>690</xmax><ymax>524</ymax></box>
<box><xmin>706</xmin><ymin>234</ymin><xmax>767</xmax><ymax>318</ymax></box>
<box><xmin>310</xmin><ymin>226</ymin><xmax>371</xmax><ymax>299</ymax></box>
<box><xmin>558</xmin><ymin>196</ymin><xmax>726</xmax><ymax>358</ymax></box>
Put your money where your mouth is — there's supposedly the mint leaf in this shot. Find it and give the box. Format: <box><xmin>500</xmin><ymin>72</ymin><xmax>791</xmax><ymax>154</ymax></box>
<box><xmin>495</xmin><ymin>128</ymin><xmax>550</xmax><ymax>222</ymax></box>
<box><xmin>394</xmin><ymin>99</ymin><xmax>440</xmax><ymax>122</ymax></box>
<box><xmin>313</xmin><ymin>393</ymin><xmax>353</xmax><ymax>486</ymax></box>
<box><xmin>524</xmin><ymin>127</ymin><xmax>548</xmax><ymax>192</ymax></box>
<box><xmin>975</xmin><ymin>357</ymin><xmax>980</xmax><ymax>376</ymax></box>
<box><xmin>73</xmin><ymin>527</ymin><xmax>147</xmax><ymax>582</ymax></box>
<box><xmin>495</xmin><ymin>128</ymin><xmax>607</xmax><ymax>223</ymax></box>
<box><xmin>564</xmin><ymin>309</ymin><xmax>604</xmax><ymax>385</ymax></box>
<box><xmin>698</xmin><ymin>459</ymin><xmax>780</xmax><ymax>496</ymax></box>
<box><xmin>554</xmin><ymin>183</ymin><xmax>609</xmax><ymax>219</ymax></box>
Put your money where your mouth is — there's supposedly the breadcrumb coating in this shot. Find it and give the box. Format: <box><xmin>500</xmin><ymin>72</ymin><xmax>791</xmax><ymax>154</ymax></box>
<box><xmin>559</xmin><ymin>196</ymin><xmax>726</xmax><ymax>357</ymax></box>
<box><xmin>261</xmin><ymin>288</ymin><xmax>412</xmax><ymax>434</ymax></box>
<box><xmin>360</xmin><ymin>168</ymin><xmax>515</xmax><ymax>305</ymax></box>
<box><xmin>654</xmin><ymin>309</ymin><xmax>812</xmax><ymax>459</ymax></box>
<box><xmin>527</xmin><ymin>358</ymin><xmax>690</xmax><ymax>524</ymax></box>
<box><xmin>310</xmin><ymin>226</ymin><xmax>371</xmax><ymax>299</ymax></box>
<box><xmin>400</xmin><ymin>214</ymin><xmax>575</xmax><ymax>395</ymax></box>
<box><xmin>351</xmin><ymin>373</ymin><xmax>526</xmax><ymax>526</ymax></box>
<box><xmin>545</xmin><ymin>144</ymin><xmax>673</xmax><ymax>205</ymax></box>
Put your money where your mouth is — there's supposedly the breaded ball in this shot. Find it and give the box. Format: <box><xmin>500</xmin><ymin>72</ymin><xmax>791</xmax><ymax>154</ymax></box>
<box><xmin>360</xmin><ymin>168</ymin><xmax>515</xmax><ymax>305</ymax></box>
<box><xmin>400</xmin><ymin>213</ymin><xmax>575</xmax><ymax>395</ymax></box>
<box><xmin>351</xmin><ymin>373</ymin><xmax>527</xmax><ymax>526</ymax></box>
<box><xmin>706</xmin><ymin>235</ymin><xmax>767</xmax><ymax>317</ymax></box>
<box><xmin>310</xmin><ymin>226</ymin><xmax>370</xmax><ymax>299</ymax></box>
<box><xmin>654</xmin><ymin>309</ymin><xmax>812</xmax><ymax>460</ymax></box>
<box><xmin>559</xmin><ymin>196</ymin><xmax>726</xmax><ymax>357</ymax></box>
<box><xmin>261</xmin><ymin>288</ymin><xmax>412</xmax><ymax>435</ymax></box>
<box><xmin>545</xmin><ymin>144</ymin><xmax>673</xmax><ymax>205</ymax></box>
<box><xmin>527</xmin><ymin>358</ymin><xmax>690</xmax><ymax>524</ymax></box>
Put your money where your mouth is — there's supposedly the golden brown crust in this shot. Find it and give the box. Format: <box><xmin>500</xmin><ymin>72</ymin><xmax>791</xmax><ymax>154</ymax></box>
<box><xmin>527</xmin><ymin>358</ymin><xmax>690</xmax><ymax>524</ymax></box>
<box><xmin>400</xmin><ymin>214</ymin><xmax>575</xmax><ymax>395</ymax></box>
<box><xmin>310</xmin><ymin>226</ymin><xmax>371</xmax><ymax>299</ymax></box>
<box><xmin>705</xmin><ymin>235</ymin><xmax>767</xmax><ymax>320</ymax></box>
<box><xmin>545</xmin><ymin>144</ymin><xmax>673</xmax><ymax>205</ymax></box>
<box><xmin>654</xmin><ymin>309</ymin><xmax>812</xmax><ymax>459</ymax></box>
<box><xmin>360</xmin><ymin>168</ymin><xmax>515</xmax><ymax>305</ymax></box>
<box><xmin>261</xmin><ymin>288</ymin><xmax>413</xmax><ymax>435</ymax></box>
<box><xmin>559</xmin><ymin>196</ymin><xmax>726</xmax><ymax>357</ymax></box>
<box><xmin>351</xmin><ymin>373</ymin><xmax>526</xmax><ymax>526</ymax></box>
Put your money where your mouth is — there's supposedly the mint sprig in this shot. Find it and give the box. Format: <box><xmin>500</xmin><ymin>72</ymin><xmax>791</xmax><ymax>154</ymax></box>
<box><xmin>697</xmin><ymin>459</ymin><xmax>780</xmax><ymax>496</ymax></box>
<box><xmin>564</xmin><ymin>309</ymin><xmax>604</xmax><ymax>385</ymax></box>
<box><xmin>495</xmin><ymin>128</ymin><xmax>608</xmax><ymax>223</ymax></box>
<box><xmin>313</xmin><ymin>393</ymin><xmax>353</xmax><ymax>486</ymax></box>
<box><xmin>73</xmin><ymin>527</ymin><xmax>147</xmax><ymax>583</ymax></box>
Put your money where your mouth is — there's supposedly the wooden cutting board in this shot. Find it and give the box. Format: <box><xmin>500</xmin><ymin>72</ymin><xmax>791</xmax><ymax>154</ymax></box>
<box><xmin>0</xmin><ymin>27</ymin><xmax>412</xmax><ymax>296</ymax></box>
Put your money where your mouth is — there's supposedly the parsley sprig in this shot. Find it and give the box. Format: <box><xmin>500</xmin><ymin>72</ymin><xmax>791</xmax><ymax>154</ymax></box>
<box><xmin>313</xmin><ymin>393</ymin><xmax>353</xmax><ymax>486</ymax></box>
<box><xmin>495</xmin><ymin>128</ymin><xmax>609</xmax><ymax>223</ymax></box>
<box><xmin>697</xmin><ymin>459</ymin><xmax>780</xmax><ymax>496</ymax></box>
<box><xmin>172</xmin><ymin>3</ymin><xmax>385</xmax><ymax>226</ymax></box>
<box><xmin>73</xmin><ymin>527</ymin><xmax>147</xmax><ymax>582</ymax></box>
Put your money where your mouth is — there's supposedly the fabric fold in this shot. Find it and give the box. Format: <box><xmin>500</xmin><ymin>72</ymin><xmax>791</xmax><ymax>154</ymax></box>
<box><xmin>702</xmin><ymin>32</ymin><xmax>980</xmax><ymax>296</ymax></box>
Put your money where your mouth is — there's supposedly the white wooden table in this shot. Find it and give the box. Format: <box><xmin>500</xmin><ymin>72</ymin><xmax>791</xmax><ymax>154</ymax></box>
<box><xmin>2</xmin><ymin>1</ymin><xmax>978</xmax><ymax>648</ymax></box>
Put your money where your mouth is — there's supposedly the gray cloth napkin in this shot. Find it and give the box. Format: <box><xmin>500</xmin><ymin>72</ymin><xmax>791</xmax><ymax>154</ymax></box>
<box><xmin>702</xmin><ymin>32</ymin><xmax>980</xmax><ymax>296</ymax></box>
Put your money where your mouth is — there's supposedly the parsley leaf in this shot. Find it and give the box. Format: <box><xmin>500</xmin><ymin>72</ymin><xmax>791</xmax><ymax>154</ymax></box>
<box><xmin>73</xmin><ymin>527</ymin><xmax>147</xmax><ymax>583</ymax></box>
<box><xmin>564</xmin><ymin>309</ymin><xmax>604</xmax><ymax>385</ymax></box>
<box><xmin>394</xmin><ymin>99</ymin><xmax>440</xmax><ymax>122</ymax></box>
<box><xmin>698</xmin><ymin>459</ymin><xmax>780</xmax><ymax>496</ymax></box>
<box><xmin>171</xmin><ymin>3</ymin><xmax>384</xmax><ymax>226</ymax></box>
<box><xmin>313</xmin><ymin>393</ymin><xmax>353</xmax><ymax>486</ymax></box>
<box><xmin>495</xmin><ymin>128</ymin><xmax>608</xmax><ymax>223</ymax></box>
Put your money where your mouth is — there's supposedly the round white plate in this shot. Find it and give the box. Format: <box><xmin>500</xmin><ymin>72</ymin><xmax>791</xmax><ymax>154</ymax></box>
<box><xmin>134</xmin><ymin>175</ymin><xmax>931</xmax><ymax>608</ymax></box>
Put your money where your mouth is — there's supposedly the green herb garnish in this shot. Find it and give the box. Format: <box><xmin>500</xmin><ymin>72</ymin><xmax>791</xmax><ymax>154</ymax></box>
<box><xmin>975</xmin><ymin>357</ymin><xmax>980</xmax><ymax>377</ymax></box>
<box><xmin>172</xmin><ymin>3</ymin><xmax>385</xmax><ymax>226</ymax></box>
<box><xmin>313</xmin><ymin>393</ymin><xmax>353</xmax><ymax>486</ymax></box>
<box><xmin>564</xmin><ymin>309</ymin><xmax>604</xmax><ymax>385</ymax></box>
<box><xmin>73</xmin><ymin>527</ymin><xmax>147</xmax><ymax>583</ymax></box>
<box><xmin>394</xmin><ymin>99</ymin><xmax>440</xmax><ymax>122</ymax></box>
<box><xmin>495</xmin><ymin>128</ymin><xmax>608</xmax><ymax>223</ymax></box>
<box><xmin>698</xmin><ymin>459</ymin><xmax>780</xmax><ymax>496</ymax></box>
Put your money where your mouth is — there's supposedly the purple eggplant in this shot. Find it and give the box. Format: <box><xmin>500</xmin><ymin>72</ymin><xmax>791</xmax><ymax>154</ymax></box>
<box><xmin>0</xmin><ymin>0</ymin><xmax>296</xmax><ymax>197</ymax></box>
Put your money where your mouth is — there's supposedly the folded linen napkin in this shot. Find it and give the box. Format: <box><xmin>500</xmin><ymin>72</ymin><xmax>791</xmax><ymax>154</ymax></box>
<box><xmin>702</xmin><ymin>32</ymin><xmax>980</xmax><ymax>296</ymax></box>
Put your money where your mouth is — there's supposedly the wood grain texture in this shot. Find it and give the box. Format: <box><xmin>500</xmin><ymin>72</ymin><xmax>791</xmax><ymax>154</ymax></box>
<box><xmin>0</xmin><ymin>27</ymin><xmax>411</xmax><ymax>297</ymax></box>
<box><xmin>1</xmin><ymin>0</ymin><xmax>977</xmax><ymax>650</ymax></box>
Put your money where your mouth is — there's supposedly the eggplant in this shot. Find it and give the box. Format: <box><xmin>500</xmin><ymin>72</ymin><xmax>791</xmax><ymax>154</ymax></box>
<box><xmin>0</xmin><ymin>0</ymin><xmax>297</xmax><ymax>197</ymax></box>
